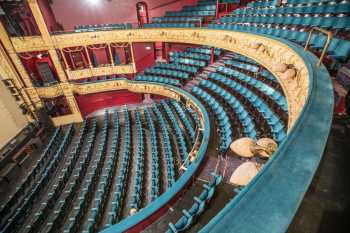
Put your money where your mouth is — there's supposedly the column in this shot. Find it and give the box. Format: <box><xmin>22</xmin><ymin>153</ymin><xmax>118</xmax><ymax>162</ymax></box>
<box><xmin>60</xmin><ymin>49</ymin><xmax>70</xmax><ymax>70</ymax></box>
<box><xmin>84</xmin><ymin>47</ymin><xmax>93</xmax><ymax>68</ymax></box>
<box><xmin>108</xmin><ymin>44</ymin><xmax>114</xmax><ymax>65</ymax></box>
<box><xmin>129</xmin><ymin>43</ymin><xmax>137</xmax><ymax>73</ymax></box>
<box><xmin>60</xmin><ymin>83</ymin><xmax>83</xmax><ymax>122</ymax></box>
<box><xmin>28</xmin><ymin>0</ymin><xmax>67</xmax><ymax>82</ymax></box>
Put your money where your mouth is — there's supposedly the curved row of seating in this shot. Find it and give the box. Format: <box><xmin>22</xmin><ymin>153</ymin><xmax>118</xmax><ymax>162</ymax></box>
<box><xmin>63</xmin><ymin>112</ymin><xmax>109</xmax><ymax>233</ymax></box>
<box><xmin>166</xmin><ymin>173</ymin><xmax>222</xmax><ymax>233</ymax></box>
<box><xmin>165</xmin><ymin>10</ymin><xmax>215</xmax><ymax>17</ymax></box>
<box><xmin>143</xmin><ymin>23</ymin><xmax>196</xmax><ymax>28</ymax></box>
<box><xmin>215</xmin><ymin>66</ymin><xmax>288</xmax><ymax>112</ymax></box>
<box><xmin>2</xmin><ymin>125</ymin><xmax>75</xmax><ymax>233</ymax></box>
<box><xmin>144</xmin><ymin>108</ymin><xmax>160</xmax><ymax>202</ymax></box>
<box><xmin>170</xmin><ymin>100</ymin><xmax>196</xmax><ymax>144</ymax></box>
<box><xmin>170</xmin><ymin>51</ymin><xmax>211</xmax><ymax>61</ymax></box>
<box><xmin>198</xmin><ymin>0</ymin><xmax>240</xmax><ymax>4</ymax></box>
<box><xmin>186</xmin><ymin>47</ymin><xmax>222</xmax><ymax>56</ymax></box>
<box><xmin>152</xmin><ymin>105</ymin><xmax>177</xmax><ymax>187</ymax></box>
<box><xmin>144</xmin><ymin>67</ymin><xmax>190</xmax><ymax>80</ymax></box>
<box><xmin>129</xmin><ymin>110</ymin><xmax>145</xmax><ymax>211</ymax></box>
<box><xmin>224</xmin><ymin>59</ymin><xmax>259</xmax><ymax>73</ymax></box>
<box><xmin>0</xmin><ymin>127</ymin><xmax>62</xmax><ymax>225</ymax></box>
<box><xmin>193</xmin><ymin>82</ymin><xmax>257</xmax><ymax>142</ymax></box>
<box><xmin>107</xmin><ymin>108</ymin><xmax>132</xmax><ymax>226</ymax></box>
<box><xmin>191</xmin><ymin>86</ymin><xmax>234</xmax><ymax>153</ymax></box>
<box><xmin>222</xmin><ymin>56</ymin><xmax>283</xmax><ymax>94</ymax></box>
<box><xmin>160</xmin><ymin>100</ymin><xmax>189</xmax><ymax>163</ymax></box>
<box><xmin>135</xmin><ymin>75</ymin><xmax>181</xmax><ymax>86</ymax></box>
<box><xmin>182</xmin><ymin>4</ymin><xmax>216</xmax><ymax>11</ymax></box>
<box><xmin>202</xmin><ymin>77</ymin><xmax>286</xmax><ymax>142</ymax></box>
<box><xmin>213</xmin><ymin>0</ymin><xmax>350</xmax><ymax>64</ymax></box>
<box><xmin>154</xmin><ymin>62</ymin><xmax>199</xmax><ymax>74</ymax></box>
<box><xmin>221</xmin><ymin>15</ymin><xmax>350</xmax><ymax>27</ymax></box>
<box><xmin>152</xmin><ymin>17</ymin><xmax>203</xmax><ymax>23</ymax></box>
<box><xmin>81</xmin><ymin>112</ymin><xmax>115</xmax><ymax>233</ymax></box>
<box><xmin>237</xmin><ymin>1</ymin><xmax>350</xmax><ymax>15</ymax></box>
<box><xmin>23</xmin><ymin>121</ymin><xmax>88</xmax><ymax>233</ymax></box>
<box><xmin>226</xmin><ymin>52</ymin><xmax>259</xmax><ymax>65</ymax></box>
<box><xmin>43</xmin><ymin>118</ymin><xmax>97</xmax><ymax>233</ymax></box>
<box><xmin>169</xmin><ymin>57</ymin><xmax>207</xmax><ymax>68</ymax></box>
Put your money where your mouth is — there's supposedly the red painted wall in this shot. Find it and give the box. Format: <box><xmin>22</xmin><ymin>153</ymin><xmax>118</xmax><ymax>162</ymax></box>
<box><xmin>38</xmin><ymin>0</ymin><xmax>59</xmax><ymax>32</ymax></box>
<box><xmin>133</xmin><ymin>42</ymin><xmax>156</xmax><ymax>72</ymax></box>
<box><xmin>75</xmin><ymin>90</ymin><xmax>143</xmax><ymax>117</ymax></box>
<box><xmin>51</xmin><ymin>0</ymin><xmax>198</xmax><ymax>31</ymax></box>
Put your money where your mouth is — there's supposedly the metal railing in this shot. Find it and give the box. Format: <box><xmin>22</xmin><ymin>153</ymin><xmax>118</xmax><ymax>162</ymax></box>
<box><xmin>304</xmin><ymin>27</ymin><xmax>333</xmax><ymax>67</ymax></box>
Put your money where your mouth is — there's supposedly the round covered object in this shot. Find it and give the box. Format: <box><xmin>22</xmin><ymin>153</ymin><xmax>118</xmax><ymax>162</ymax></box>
<box><xmin>230</xmin><ymin>137</ymin><xmax>256</xmax><ymax>158</ymax></box>
<box><xmin>255</xmin><ymin>138</ymin><xmax>278</xmax><ymax>158</ymax></box>
<box><xmin>229</xmin><ymin>161</ymin><xmax>260</xmax><ymax>186</ymax></box>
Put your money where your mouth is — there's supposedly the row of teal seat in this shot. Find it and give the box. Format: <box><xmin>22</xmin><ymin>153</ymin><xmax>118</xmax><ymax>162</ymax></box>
<box><xmin>193</xmin><ymin>82</ymin><xmax>259</xmax><ymax>150</ymax></box>
<box><xmin>135</xmin><ymin>75</ymin><xmax>181</xmax><ymax>86</ymax></box>
<box><xmin>186</xmin><ymin>46</ymin><xmax>222</xmax><ymax>56</ymax></box>
<box><xmin>215</xmin><ymin>66</ymin><xmax>288</xmax><ymax>112</ymax></box>
<box><xmin>2</xmin><ymin>125</ymin><xmax>74</xmax><ymax>233</ymax></box>
<box><xmin>170</xmin><ymin>101</ymin><xmax>196</xmax><ymax>144</ymax></box>
<box><xmin>191</xmin><ymin>86</ymin><xmax>235</xmax><ymax>152</ymax></box>
<box><xmin>247</xmin><ymin>0</ymin><xmax>277</xmax><ymax>8</ymax></box>
<box><xmin>220</xmin><ymin>15</ymin><xmax>350</xmax><ymax>29</ymax></box>
<box><xmin>80</xmin><ymin>112</ymin><xmax>111</xmax><ymax>233</ymax></box>
<box><xmin>225</xmin><ymin>53</ymin><xmax>278</xmax><ymax>83</ymax></box>
<box><xmin>235</xmin><ymin>2</ymin><xmax>350</xmax><ymax>15</ymax></box>
<box><xmin>154</xmin><ymin>62</ymin><xmax>198</xmax><ymax>74</ymax></box>
<box><xmin>143</xmin><ymin>23</ymin><xmax>196</xmax><ymax>28</ymax></box>
<box><xmin>170</xmin><ymin>51</ymin><xmax>211</xmax><ymax>61</ymax></box>
<box><xmin>144</xmin><ymin>108</ymin><xmax>161</xmax><ymax>202</ymax></box>
<box><xmin>24</xmin><ymin>122</ymin><xmax>87</xmax><ymax>233</ymax></box>
<box><xmin>165</xmin><ymin>10</ymin><xmax>216</xmax><ymax>17</ymax></box>
<box><xmin>144</xmin><ymin>67</ymin><xmax>190</xmax><ymax>80</ymax></box>
<box><xmin>106</xmin><ymin>108</ymin><xmax>131</xmax><ymax>227</ymax></box>
<box><xmin>44</xmin><ymin>119</ymin><xmax>97</xmax><ymax>233</ymax></box>
<box><xmin>169</xmin><ymin>56</ymin><xmax>208</xmax><ymax>67</ymax></box>
<box><xmin>198</xmin><ymin>0</ymin><xmax>240</xmax><ymax>5</ymax></box>
<box><xmin>182</xmin><ymin>4</ymin><xmax>216</xmax><ymax>11</ymax></box>
<box><xmin>209</xmin><ymin>24</ymin><xmax>350</xmax><ymax>62</ymax></box>
<box><xmin>64</xmin><ymin>113</ymin><xmax>109</xmax><ymax>233</ymax></box>
<box><xmin>129</xmin><ymin>111</ymin><xmax>145</xmax><ymax>211</ymax></box>
<box><xmin>0</xmin><ymin>127</ymin><xmax>62</xmax><ymax>225</ymax></box>
<box><xmin>160</xmin><ymin>100</ymin><xmax>189</xmax><ymax>163</ymax></box>
<box><xmin>203</xmin><ymin>77</ymin><xmax>286</xmax><ymax>142</ymax></box>
<box><xmin>152</xmin><ymin>105</ymin><xmax>177</xmax><ymax>187</ymax></box>
<box><xmin>166</xmin><ymin>173</ymin><xmax>223</xmax><ymax>233</ymax></box>
<box><xmin>247</xmin><ymin>0</ymin><xmax>337</xmax><ymax>8</ymax></box>
<box><xmin>152</xmin><ymin>16</ymin><xmax>203</xmax><ymax>23</ymax></box>
<box><xmin>224</xmin><ymin>59</ymin><xmax>259</xmax><ymax>72</ymax></box>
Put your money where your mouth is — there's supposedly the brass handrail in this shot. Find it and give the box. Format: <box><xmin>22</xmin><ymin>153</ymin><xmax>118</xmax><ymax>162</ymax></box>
<box><xmin>304</xmin><ymin>27</ymin><xmax>333</xmax><ymax>67</ymax></box>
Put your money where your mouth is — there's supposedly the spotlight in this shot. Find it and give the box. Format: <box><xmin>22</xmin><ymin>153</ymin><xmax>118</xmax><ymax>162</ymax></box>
<box><xmin>86</xmin><ymin>0</ymin><xmax>100</xmax><ymax>6</ymax></box>
<box><xmin>145</xmin><ymin>46</ymin><xmax>152</xmax><ymax>50</ymax></box>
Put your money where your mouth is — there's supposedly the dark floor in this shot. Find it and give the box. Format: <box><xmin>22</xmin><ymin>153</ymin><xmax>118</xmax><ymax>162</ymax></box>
<box><xmin>287</xmin><ymin>116</ymin><xmax>350</xmax><ymax>233</ymax></box>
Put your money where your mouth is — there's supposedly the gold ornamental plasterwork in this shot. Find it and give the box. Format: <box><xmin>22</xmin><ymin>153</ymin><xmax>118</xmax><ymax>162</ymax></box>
<box><xmin>12</xmin><ymin>28</ymin><xmax>311</xmax><ymax>128</ymax></box>
<box><xmin>67</xmin><ymin>64</ymin><xmax>134</xmax><ymax>80</ymax></box>
<box><xmin>10</xmin><ymin>36</ymin><xmax>49</xmax><ymax>53</ymax></box>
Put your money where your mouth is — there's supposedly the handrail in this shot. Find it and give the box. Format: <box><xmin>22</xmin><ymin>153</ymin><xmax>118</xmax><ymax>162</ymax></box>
<box><xmin>304</xmin><ymin>27</ymin><xmax>333</xmax><ymax>67</ymax></box>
